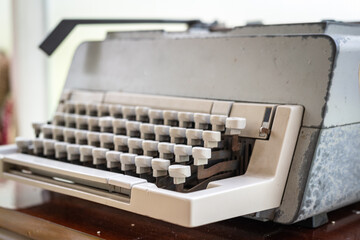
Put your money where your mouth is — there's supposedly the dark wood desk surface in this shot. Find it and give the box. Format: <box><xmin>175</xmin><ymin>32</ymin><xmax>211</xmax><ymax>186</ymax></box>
<box><xmin>1</xmin><ymin>193</ymin><xmax>359</xmax><ymax>240</ymax></box>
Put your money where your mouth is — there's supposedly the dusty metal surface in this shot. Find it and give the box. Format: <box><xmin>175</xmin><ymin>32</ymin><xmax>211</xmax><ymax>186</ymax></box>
<box><xmin>295</xmin><ymin>123</ymin><xmax>360</xmax><ymax>222</ymax></box>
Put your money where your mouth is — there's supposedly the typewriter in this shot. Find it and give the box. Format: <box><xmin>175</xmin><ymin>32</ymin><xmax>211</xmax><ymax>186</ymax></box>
<box><xmin>0</xmin><ymin>20</ymin><xmax>359</xmax><ymax>228</ymax></box>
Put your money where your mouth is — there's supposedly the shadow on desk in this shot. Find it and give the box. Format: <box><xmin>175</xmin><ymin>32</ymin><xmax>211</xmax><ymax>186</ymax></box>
<box><xmin>0</xmin><ymin>193</ymin><xmax>359</xmax><ymax>240</ymax></box>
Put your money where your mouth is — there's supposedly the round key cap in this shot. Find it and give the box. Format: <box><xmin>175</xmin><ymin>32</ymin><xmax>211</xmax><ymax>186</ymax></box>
<box><xmin>168</xmin><ymin>165</ymin><xmax>191</xmax><ymax>184</ymax></box>
<box><xmin>202</xmin><ymin>131</ymin><xmax>221</xmax><ymax>148</ymax></box>
<box><xmin>178</xmin><ymin>112</ymin><xmax>194</xmax><ymax>128</ymax></box>
<box><xmin>75</xmin><ymin>115</ymin><xmax>89</xmax><ymax>130</ymax></box>
<box><xmin>114</xmin><ymin>135</ymin><xmax>129</xmax><ymax>151</ymax></box>
<box><xmin>32</xmin><ymin>122</ymin><xmax>45</xmax><ymax>137</ymax></box>
<box><xmin>15</xmin><ymin>137</ymin><xmax>32</xmax><ymax>153</ymax></box>
<box><xmin>42</xmin><ymin>124</ymin><xmax>54</xmax><ymax>139</ymax></box>
<box><xmin>140</xmin><ymin>123</ymin><xmax>155</xmax><ymax>140</ymax></box>
<box><xmin>120</xmin><ymin>153</ymin><xmax>137</xmax><ymax>171</ymax></box>
<box><xmin>135</xmin><ymin>155</ymin><xmax>153</xmax><ymax>174</ymax></box>
<box><xmin>80</xmin><ymin>145</ymin><xmax>94</xmax><ymax>163</ymax></box>
<box><xmin>88</xmin><ymin>117</ymin><xmax>100</xmax><ymax>132</ymax></box>
<box><xmin>128</xmin><ymin>138</ymin><xmax>143</xmax><ymax>154</ymax></box>
<box><xmin>64</xmin><ymin>128</ymin><xmax>76</xmax><ymax>143</ymax></box>
<box><xmin>87</xmin><ymin>132</ymin><xmax>100</xmax><ymax>147</ymax></box>
<box><xmin>65</xmin><ymin>114</ymin><xmax>76</xmax><ymax>128</ymax></box>
<box><xmin>65</xmin><ymin>101</ymin><xmax>76</xmax><ymax>113</ymax></box>
<box><xmin>154</xmin><ymin>125</ymin><xmax>170</xmax><ymax>142</ymax></box>
<box><xmin>174</xmin><ymin>144</ymin><xmax>192</xmax><ymax>163</ymax></box>
<box><xmin>106</xmin><ymin>151</ymin><xmax>121</xmax><ymax>169</ymax></box>
<box><xmin>75</xmin><ymin>130</ymin><xmax>88</xmax><ymax>145</ymax></box>
<box><xmin>151</xmin><ymin>158</ymin><xmax>170</xmax><ymax>177</ymax></box>
<box><xmin>99</xmin><ymin>116</ymin><xmax>114</xmax><ymax>133</ymax></box>
<box><xmin>112</xmin><ymin>118</ymin><xmax>127</xmax><ymax>135</ymax></box>
<box><xmin>53</xmin><ymin>113</ymin><xmax>65</xmax><ymax>126</ymax></box>
<box><xmin>55</xmin><ymin>142</ymin><xmax>68</xmax><ymax>159</ymax></box>
<box><xmin>33</xmin><ymin>139</ymin><xmax>44</xmax><ymax>155</ymax></box>
<box><xmin>158</xmin><ymin>142</ymin><xmax>175</xmax><ymax>160</ymax></box>
<box><xmin>192</xmin><ymin>147</ymin><xmax>211</xmax><ymax>166</ymax></box>
<box><xmin>52</xmin><ymin>126</ymin><xmax>65</xmax><ymax>141</ymax></box>
<box><xmin>67</xmin><ymin>144</ymin><xmax>81</xmax><ymax>161</ymax></box>
<box><xmin>149</xmin><ymin>109</ymin><xmax>163</xmax><ymax>124</ymax></box>
<box><xmin>126</xmin><ymin>121</ymin><xmax>141</xmax><ymax>137</ymax></box>
<box><xmin>97</xmin><ymin>104</ymin><xmax>110</xmax><ymax>117</ymax></box>
<box><xmin>186</xmin><ymin>129</ymin><xmax>203</xmax><ymax>146</ymax></box>
<box><xmin>225</xmin><ymin>117</ymin><xmax>246</xmax><ymax>135</ymax></box>
<box><xmin>163</xmin><ymin>110</ymin><xmax>178</xmax><ymax>126</ymax></box>
<box><xmin>142</xmin><ymin>140</ymin><xmax>159</xmax><ymax>157</ymax></box>
<box><xmin>92</xmin><ymin>147</ymin><xmax>109</xmax><ymax>165</ymax></box>
<box><xmin>43</xmin><ymin>139</ymin><xmax>57</xmax><ymax>157</ymax></box>
<box><xmin>135</xmin><ymin>106</ymin><xmax>150</xmax><ymax>122</ymax></box>
<box><xmin>194</xmin><ymin>113</ymin><xmax>211</xmax><ymax>130</ymax></box>
<box><xmin>210</xmin><ymin>115</ymin><xmax>227</xmax><ymax>131</ymax></box>
<box><xmin>169</xmin><ymin>127</ymin><xmax>186</xmax><ymax>144</ymax></box>
<box><xmin>100</xmin><ymin>133</ymin><xmax>114</xmax><ymax>149</ymax></box>
<box><xmin>75</xmin><ymin>102</ymin><xmax>87</xmax><ymax>115</ymax></box>
<box><xmin>109</xmin><ymin>104</ymin><xmax>123</xmax><ymax>118</ymax></box>
<box><xmin>122</xmin><ymin>106</ymin><xmax>136</xmax><ymax>120</ymax></box>
<box><xmin>86</xmin><ymin>103</ymin><xmax>98</xmax><ymax>116</ymax></box>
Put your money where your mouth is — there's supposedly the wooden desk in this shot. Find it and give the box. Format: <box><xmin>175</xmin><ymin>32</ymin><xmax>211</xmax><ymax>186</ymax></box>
<box><xmin>0</xmin><ymin>193</ymin><xmax>359</xmax><ymax>240</ymax></box>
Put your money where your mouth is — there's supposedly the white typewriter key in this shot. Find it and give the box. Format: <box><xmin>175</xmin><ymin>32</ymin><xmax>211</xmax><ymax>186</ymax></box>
<box><xmin>164</xmin><ymin>110</ymin><xmax>179</xmax><ymax>126</ymax></box>
<box><xmin>52</xmin><ymin>126</ymin><xmax>65</xmax><ymax>141</ymax></box>
<box><xmin>33</xmin><ymin>139</ymin><xmax>44</xmax><ymax>155</ymax></box>
<box><xmin>32</xmin><ymin>122</ymin><xmax>45</xmax><ymax>137</ymax></box>
<box><xmin>135</xmin><ymin>156</ymin><xmax>153</xmax><ymax>174</ymax></box>
<box><xmin>15</xmin><ymin>137</ymin><xmax>32</xmax><ymax>152</ymax></box>
<box><xmin>192</xmin><ymin>147</ymin><xmax>211</xmax><ymax>166</ymax></box>
<box><xmin>174</xmin><ymin>144</ymin><xmax>192</xmax><ymax>163</ymax></box>
<box><xmin>158</xmin><ymin>142</ymin><xmax>175</xmax><ymax>160</ymax></box>
<box><xmin>65</xmin><ymin>101</ymin><xmax>76</xmax><ymax>113</ymax></box>
<box><xmin>154</xmin><ymin>125</ymin><xmax>170</xmax><ymax>142</ymax></box>
<box><xmin>55</xmin><ymin>142</ymin><xmax>68</xmax><ymax>159</ymax></box>
<box><xmin>202</xmin><ymin>131</ymin><xmax>221</xmax><ymax>148</ymax></box>
<box><xmin>194</xmin><ymin>113</ymin><xmax>211</xmax><ymax>130</ymax></box>
<box><xmin>100</xmin><ymin>133</ymin><xmax>114</xmax><ymax>149</ymax></box>
<box><xmin>87</xmin><ymin>132</ymin><xmax>100</xmax><ymax>147</ymax></box>
<box><xmin>97</xmin><ymin>104</ymin><xmax>110</xmax><ymax>117</ymax></box>
<box><xmin>169</xmin><ymin>127</ymin><xmax>186</xmax><ymax>144</ymax></box>
<box><xmin>140</xmin><ymin>123</ymin><xmax>155</xmax><ymax>140</ymax></box>
<box><xmin>135</xmin><ymin>106</ymin><xmax>150</xmax><ymax>122</ymax></box>
<box><xmin>225</xmin><ymin>117</ymin><xmax>246</xmax><ymax>135</ymax></box>
<box><xmin>152</xmin><ymin>158</ymin><xmax>170</xmax><ymax>177</ymax></box>
<box><xmin>149</xmin><ymin>109</ymin><xmax>163</xmax><ymax>124</ymax></box>
<box><xmin>142</xmin><ymin>140</ymin><xmax>159</xmax><ymax>157</ymax></box>
<box><xmin>66</xmin><ymin>144</ymin><xmax>81</xmax><ymax>161</ymax></box>
<box><xmin>92</xmin><ymin>147</ymin><xmax>109</xmax><ymax>165</ymax></box>
<box><xmin>109</xmin><ymin>104</ymin><xmax>123</xmax><ymax>118</ymax></box>
<box><xmin>86</xmin><ymin>103</ymin><xmax>98</xmax><ymax>116</ymax></box>
<box><xmin>99</xmin><ymin>116</ymin><xmax>114</xmax><ymax>133</ymax></box>
<box><xmin>42</xmin><ymin>124</ymin><xmax>54</xmax><ymax>139</ymax></box>
<box><xmin>128</xmin><ymin>138</ymin><xmax>144</xmax><ymax>154</ymax></box>
<box><xmin>75</xmin><ymin>102</ymin><xmax>87</xmax><ymax>115</ymax></box>
<box><xmin>106</xmin><ymin>151</ymin><xmax>121</xmax><ymax>169</ymax></box>
<box><xmin>80</xmin><ymin>145</ymin><xmax>94</xmax><ymax>162</ymax></box>
<box><xmin>53</xmin><ymin>113</ymin><xmax>65</xmax><ymax>126</ymax></box>
<box><xmin>75</xmin><ymin>115</ymin><xmax>89</xmax><ymax>130</ymax></box>
<box><xmin>168</xmin><ymin>165</ymin><xmax>191</xmax><ymax>184</ymax></box>
<box><xmin>63</xmin><ymin>128</ymin><xmax>76</xmax><ymax>143</ymax></box>
<box><xmin>112</xmin><ymin>118</ymin><xmax>127</xmax><ymax>135</ymax></box>
<box><xmin>88</xmin><ymin>117</ymin><xmax>100</xmax><ymax>132</ymax></box>
<box><xmin>43</xmin><ymin>139</ymin><xmax>57</xmax><ymax>156</ymax></box>
<box><xmin>120</xmin><ymin>153</ymin><xmax>137</xmax><ymax>171</ymax></box>
<box><xmin>75</xmin><ymin>130</ymin><xmax>88</xmax><ymax>145</ymax></box>
<box><xmin>210</xmin><ymin>115</ymin><xmax>227</xmax><ymax>132</ymax></box>
<box><xmin>122</xmin><ymin>106</ymin><xmax>136</xmax><ymax>120</ymax></box>
<box><xmin>126</xmin><ymin>121</ymin><xmax>141</xmax><ymax>137</ymax></box>
<box><xmin>65</xmin><ymin>114</ymin><xmax>76</xmax><ymax>128</ymax></box>
<box><xmin>186</xmin><ymin>129</ymin><xmax>203</xmax><ymax>146</ymax></box>
<box><xmin>178</xmin><ymin>112</ymin><xmax>194</xmax><ymax>128</ymax></box>
<box><xmin>114</xmin><ymin>135</ymin><xmax>129</xmax><ymax>151</ymax></box>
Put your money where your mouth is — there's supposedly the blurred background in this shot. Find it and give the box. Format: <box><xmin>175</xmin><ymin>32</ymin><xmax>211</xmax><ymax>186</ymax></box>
<box><xmin>0</xmin><ymin>0</ymin><xmax>360</xmax><ymax>141</ymax></box>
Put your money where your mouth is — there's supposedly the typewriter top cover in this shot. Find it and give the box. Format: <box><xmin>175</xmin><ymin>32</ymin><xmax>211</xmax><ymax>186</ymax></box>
<box><xmin>1</xmin><ymin>21</ymin><xmax>359</xmax><ymax>227</ymax></box>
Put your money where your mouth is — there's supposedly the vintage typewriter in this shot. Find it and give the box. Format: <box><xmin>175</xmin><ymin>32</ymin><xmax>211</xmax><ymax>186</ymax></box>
<box><xmin>0</xmin><ymin>20</ymin><xmax>359</xmax><ymax>228</ymax></box>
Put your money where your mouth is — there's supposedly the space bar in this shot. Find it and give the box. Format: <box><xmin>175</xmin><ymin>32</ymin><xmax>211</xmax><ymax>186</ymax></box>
<box><xmin>0</xmin><ymin>153</ymin><xmax>147</xmax><ymax>189</ymax></box>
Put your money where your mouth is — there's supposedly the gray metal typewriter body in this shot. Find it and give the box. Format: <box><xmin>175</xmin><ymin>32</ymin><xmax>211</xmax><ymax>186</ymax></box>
<box><xmin>1</xmin><ymin>21</ymin><xmax>359</xmax><ymax>227</ymax></box>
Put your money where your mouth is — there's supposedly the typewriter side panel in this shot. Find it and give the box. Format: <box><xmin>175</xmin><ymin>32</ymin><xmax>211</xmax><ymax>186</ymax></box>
<box><xmin>63</xmin><ymin>35</ymin><xmax>335</xmax><ymax>128</ymax></box>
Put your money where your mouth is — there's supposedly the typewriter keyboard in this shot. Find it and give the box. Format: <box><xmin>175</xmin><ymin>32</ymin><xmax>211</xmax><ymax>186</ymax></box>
<box><xmin>11</xmin><ymin>90</ymin><xmax>280</xmax><ymax>193</ymax></box>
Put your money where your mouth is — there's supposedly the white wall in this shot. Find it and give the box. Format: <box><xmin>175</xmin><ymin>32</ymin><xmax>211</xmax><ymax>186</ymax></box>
<box><xmin>0</xmin><ymin>0</ymin><xmax>12</xmax><ymax>54</ymax></box>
